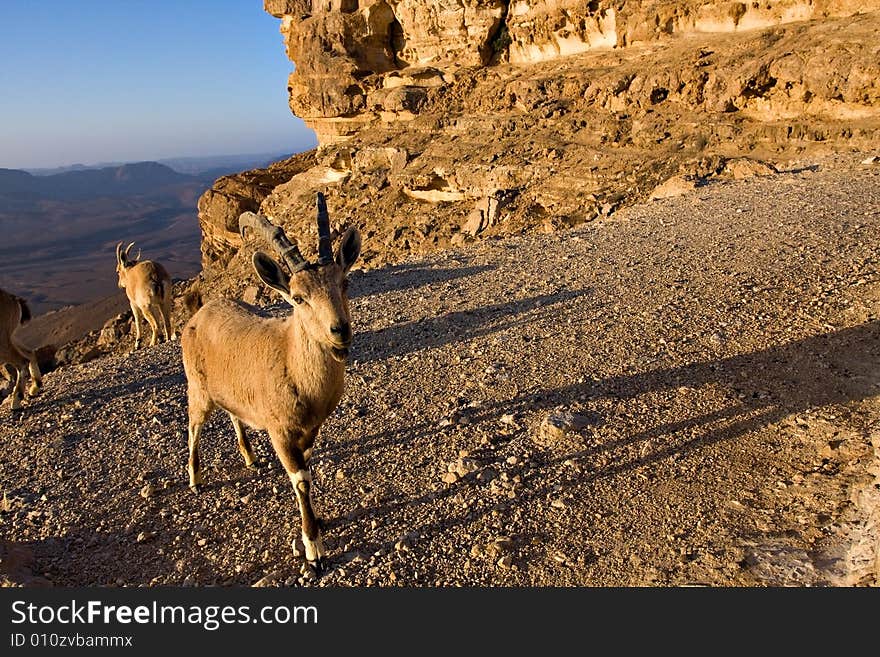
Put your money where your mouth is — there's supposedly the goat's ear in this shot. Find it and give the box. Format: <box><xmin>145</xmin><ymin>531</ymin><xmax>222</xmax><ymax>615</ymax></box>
<box><xmin>336</xmin><ymin>227</ymin><xmax>361</xmax><ymax>274</ymax></box>
<box><xmin>253</xmin><ymin>251</ymin><xmax>290</xmax><ymax>295</ymax></box>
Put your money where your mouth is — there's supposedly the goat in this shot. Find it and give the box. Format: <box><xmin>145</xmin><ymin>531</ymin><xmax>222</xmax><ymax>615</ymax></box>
<box><xmin>0</xmin><ymin>288</ymin><xmax>42</xmax><ymax>410</ymax></box>
<box><xmin>115</xmin><ymin>242</ymin><xmax>173</xmax><ymax>351</ymax></box>
<box><xmin>181</xmin><ymin>193</ymin><xmax>361</xmax><ymax>574</ymax></box>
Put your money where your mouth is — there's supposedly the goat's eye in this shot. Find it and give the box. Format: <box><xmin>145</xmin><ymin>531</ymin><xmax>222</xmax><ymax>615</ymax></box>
<box><xmin>292</xmin><ymin>295</ymin><xmax>304</xmax><ymax>305</ymax></box>
<box><xmin>341</xmin><ymin>279</ymin><xmax>349</xmax><ymax>293</ymax></box>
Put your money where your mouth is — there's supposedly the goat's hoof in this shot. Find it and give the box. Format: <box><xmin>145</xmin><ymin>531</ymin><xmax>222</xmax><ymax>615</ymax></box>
<box><xmin>28</xmin><ymin>386</ymin><xmax>41</xmax><ymax>397</ymax></box>
<box><xmin>189</xmin><ymin>483</ymin><xmax>202</xmax><ymax>494</ymax></box>
<box><xmin>306</xmin><ymin>558</ymin><xmax>328</xmax><ymax>578</ymax></box>
<box><xmin>246</xmin><ymin>460</ymin><xmax>260</xmax><ymax>470</ymax></box>
<box><xmin>299</xmin><ymin>561</ymin><xmax>316</xmax><ymax>579</ymax></box>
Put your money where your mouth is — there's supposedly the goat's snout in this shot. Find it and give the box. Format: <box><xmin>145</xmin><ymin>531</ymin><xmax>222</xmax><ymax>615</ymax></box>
<box><xmin>330</xmin><ymin>321</ymin><xmax>351</xmax><ymax>343</ymax></box>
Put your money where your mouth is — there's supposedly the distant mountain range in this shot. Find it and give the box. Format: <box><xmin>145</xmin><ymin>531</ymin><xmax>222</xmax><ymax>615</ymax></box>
<box><xmin>0</xmin><ymin>161</ymin><xmax>201</xmax><ymax>202</ymax></box>
<box><xmin>22</xmin><ymin>151</ymin><xmax>294</xmax><ymax>178</ymax></box>
<box><xmin>0</xmin><ymin>152</ymin><xmax>296</xmax><ymax>315</ymax></box>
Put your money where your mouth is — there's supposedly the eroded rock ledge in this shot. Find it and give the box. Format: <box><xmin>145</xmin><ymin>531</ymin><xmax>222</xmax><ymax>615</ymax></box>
<box><xmin>196</xmin><ymin>1</ymin><xmax>880</xmax><ymax>298</ymax></box>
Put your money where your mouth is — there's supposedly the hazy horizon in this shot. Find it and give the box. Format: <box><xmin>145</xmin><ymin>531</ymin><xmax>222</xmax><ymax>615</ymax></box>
<box><xmin>0</xmin><ymin>1</ymin><xmax>317</xmax><ymax>170</ymax></box>
<box><xmin>14</xmin><ymin>148</ymin><xmax>306</xmax><ymax>175</ymax></box>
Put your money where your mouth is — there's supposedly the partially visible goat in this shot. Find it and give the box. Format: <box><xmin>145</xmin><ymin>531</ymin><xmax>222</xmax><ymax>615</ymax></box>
<box><xmin>181</xmin><ymin>194</ymin><xmax>361</xmax><ymax>574</ymax></box>
<box><xmin>115</xmin><ymin>242</ymin><xmax>173</xmax><ymax>351</ymax></box>
<box><xmin>0</xmin><ymin>288</ymin><xmax>42</xmax><ymax>410</ymax></box>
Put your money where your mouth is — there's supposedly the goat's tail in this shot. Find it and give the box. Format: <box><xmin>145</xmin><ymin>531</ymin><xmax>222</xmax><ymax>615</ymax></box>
<box><xmin>16</xmin><ymin>297</ymin><xmax>32</xmax><ymax>325</ymax></box>
<box><xmin>183</xmin><ymin>284</ymin><xmax>203</xmax><ymax>318</ymax></box>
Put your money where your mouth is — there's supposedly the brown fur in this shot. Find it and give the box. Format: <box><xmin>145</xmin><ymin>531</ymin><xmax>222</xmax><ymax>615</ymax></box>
<box><xmin>116</xmin><ymin>242</ymin><xmax>173</xmax><ymax>350</ymax></box>
<box><xmin>180</xmin><ymin>224</ymin><xmax>361</xmax><ymax>572</ymax></box>
<box><xmin>0</xmin><ymin>288</ymin><xmax>43</xmax><ymax>410</ymax></box>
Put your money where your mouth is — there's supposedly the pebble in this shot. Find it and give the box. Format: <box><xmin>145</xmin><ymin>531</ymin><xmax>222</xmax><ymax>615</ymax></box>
<box><xmin>252</xmin><ymin>572</ymin><xmax>280</xmax><ymax>588</ymax></box>
<box><xmin>450</xmin><ymin>457</ymin><xmax>479</xmax><ymax>477</ymax></box>
<box><xmin>136</xmin><ymin>531</ymin><xmax>155</xmax><ymax>543</ymax></box>
<box><xmin>486</xmin><ymin>537</ymin><xmax>514</xmax><ymax>557</ymax></box>
<box><xmin>535</xmin><ymin>412</ymin><xmax>593</xmax><ymax>444</ymax></box>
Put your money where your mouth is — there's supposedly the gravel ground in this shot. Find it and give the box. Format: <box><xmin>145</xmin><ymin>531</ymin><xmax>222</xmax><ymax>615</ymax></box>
<box><xmin>2</xmin><ymin>155</ymin><xmax>879</xmax><ymax>587</ymax></box>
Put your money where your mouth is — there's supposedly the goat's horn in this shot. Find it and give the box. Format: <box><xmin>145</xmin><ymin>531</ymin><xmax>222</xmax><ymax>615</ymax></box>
<box><xmin>115</xmin><ymin>242</ymin><xmax>124</xmax><ymax>262</ymax></box>
<box><xmin>316</xmin><ymin>192</ymin><xmax>333</xmax><ymax>265</ymax></box>
<box><xmin>124</xmin><ymin>242</ymin><xmax>136</xmax><ymax>258</ymax></box>
<box><xmin>239</xmin><ymin>211</ymin><xmax>308</xmax><ymax>273</ymax></box>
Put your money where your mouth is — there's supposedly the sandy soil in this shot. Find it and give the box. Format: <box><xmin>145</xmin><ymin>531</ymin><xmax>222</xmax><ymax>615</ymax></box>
<box><xmin>1</xmin><ymin>154</ymin><xmax>878</xmax><ymax>587</ymax></box>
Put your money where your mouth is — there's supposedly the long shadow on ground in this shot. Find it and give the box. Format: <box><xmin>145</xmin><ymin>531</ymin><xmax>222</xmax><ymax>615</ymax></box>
<box><xmin>325</xmin><ymin>320</ymin><xmax>880</xmax><ymax>559</ymax></box>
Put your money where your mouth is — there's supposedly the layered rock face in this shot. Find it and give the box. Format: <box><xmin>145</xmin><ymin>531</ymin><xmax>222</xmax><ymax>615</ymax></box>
<box><xmin>266</xmin><ymin>0</ymin><xmax>879</xmax><ymax>143</ymax></box>
<box><xmin>196</xmin><ymin>1</ymin><xmax>880</xmax><ymax>297</ymax></box>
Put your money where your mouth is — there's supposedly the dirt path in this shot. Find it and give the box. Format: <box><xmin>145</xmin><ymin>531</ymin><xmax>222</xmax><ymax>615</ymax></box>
<box><xmin>2</xmin><ymin>155</ymin><xmax>879</xmax><ymax>587</ymax></box>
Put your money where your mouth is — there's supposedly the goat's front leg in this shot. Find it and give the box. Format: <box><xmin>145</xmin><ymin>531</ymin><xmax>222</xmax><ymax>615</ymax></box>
<box><xmin>9</xmin><ymin>368</ymin><xmax>24</xmax><ymax>411</ymax></box>
<box><xmin>9</xmin><ymin>364</ymin><xmax>26</xmax><ymax>410</ymax></box>
<box><xmin>271</xmin><ymin>431</ymin><xmax>326</xmax><ymax>574</ymax></box>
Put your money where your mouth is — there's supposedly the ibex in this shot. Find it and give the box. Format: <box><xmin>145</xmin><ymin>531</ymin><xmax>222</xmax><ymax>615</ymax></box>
<box><xmin>0</xmin><ymin>288</ymin><xmax>42</xmax><ymax>410</ymax></box>
<box><xmin>115</xmin><ymin>242</ymin><xmax>173</xmax><ymax>351</ymax></box>
<box><xmin>181</xmin><ymin>193</ymin><xmax>361</xmax><ymax>574</ymax></box>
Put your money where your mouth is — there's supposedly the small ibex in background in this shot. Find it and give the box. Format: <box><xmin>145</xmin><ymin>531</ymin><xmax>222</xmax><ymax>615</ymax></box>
<box><xmin>181</xmin><ymin>193</ymin><xmax>361</xmax><ymax>574</ymax></box>
<box><xmin>115</xmin><ymin>242</ymin><xmax>173</xmax><ymax>351</ymax></box>
<box><xmin>0</xmin><ymin>287</ymin><xmax>43</xmax><ymax>410</ymax></box>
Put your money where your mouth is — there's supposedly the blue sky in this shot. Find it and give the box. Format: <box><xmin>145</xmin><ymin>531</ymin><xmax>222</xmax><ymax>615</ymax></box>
<box><xmin>0</xmin><ymin>1</ymin><xmax>317</xmax><ymax>169</ymax></box>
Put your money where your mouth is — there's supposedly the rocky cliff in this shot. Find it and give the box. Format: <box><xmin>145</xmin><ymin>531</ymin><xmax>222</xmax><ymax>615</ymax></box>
<box><xmin>196</xmin><ymin>0</ymin><xmax>880</xmax><ymax>298</ymax></box>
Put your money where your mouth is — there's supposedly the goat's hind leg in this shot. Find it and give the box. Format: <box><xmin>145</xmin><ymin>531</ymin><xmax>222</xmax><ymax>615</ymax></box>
<box><xmin>228</xmin><ymin>412</ymin><xmax>257</xmax><ymax>468</ymax></box>
<box><xmin>162</xmin><ymin>297</ymin><xmax>174</xmax><ymax>342</ymax></box>
<box><xmin>27</xmin><ymin>359</ymin><xmax>42</xmax><ymax>396</ymax></box>
<box><xmin>21</xmin><ymin>347</ymin><xmax>42</xmax><ymax>397</ymax></box>
<box><xmin>145</xmin><ymin>308</ymin><xmax>160</xmax><ymax>346</ymax></box>
<box><xmin>130</xmin><ymin>304</ymin><xmax>143</xmax><ymax>351</ymax></box>
<box><xmin>187</xmin><ymin>399</ymin><xmax>214</xmax><ymax>493</ymax></box>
